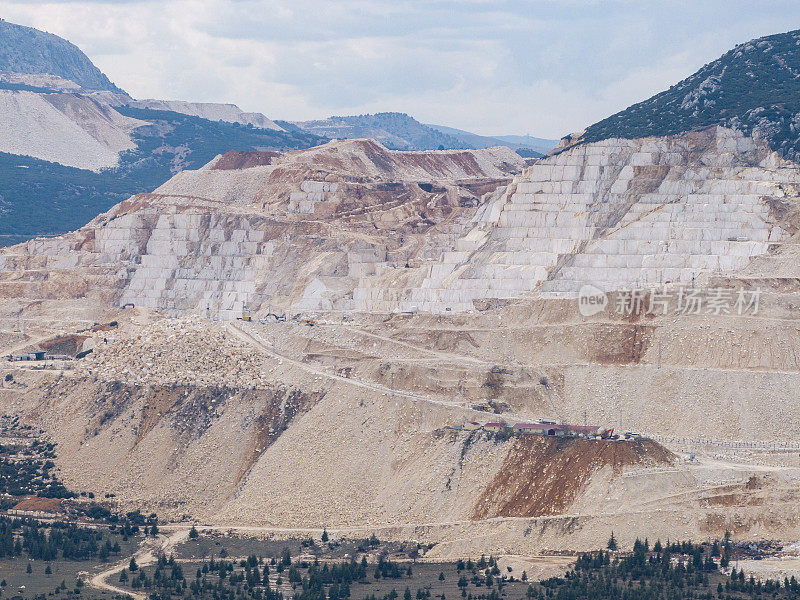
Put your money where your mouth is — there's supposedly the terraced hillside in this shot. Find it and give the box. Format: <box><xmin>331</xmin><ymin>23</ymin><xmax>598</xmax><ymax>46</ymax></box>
<box><xmin>0</xmin><ymin>139</ymin><xmax>523</xmax><ymax>319</ymax></box>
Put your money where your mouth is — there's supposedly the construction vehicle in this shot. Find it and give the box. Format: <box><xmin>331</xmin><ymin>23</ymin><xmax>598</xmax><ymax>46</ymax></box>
<box><xmin>262</xmin><ymin>312</ymin><xmax>286</xmax><ymax>322</ymax></box>
<box><xmin>301</xmin><ymin>318</ymin><xmax>317</xmax><ymax>327</ymax></box>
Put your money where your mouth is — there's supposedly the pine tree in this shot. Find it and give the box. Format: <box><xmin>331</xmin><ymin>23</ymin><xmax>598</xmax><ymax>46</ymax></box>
<box><xmin>189</xmin><ymin>526</ymin><xmax>199</xmax><ymax>539</ymax></box>
<box><xmin>607</xmin><ymin>532</ymin><xmax>618</xmax><ymax>551</ymax></box>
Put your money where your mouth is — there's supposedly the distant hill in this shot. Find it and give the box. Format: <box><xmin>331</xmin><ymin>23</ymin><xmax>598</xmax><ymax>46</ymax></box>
<box><xmin>292</xmin><ymin>112</ymin><xmax>469</xmax><ymax>151</ymax></box>
<box><xmin>425</xmin><ymin>125</ymin><xmax>556</xmax><ymax>156</ymax></box>
<box><xmin>491</xmin><ymin>134</ymin><xmax>559</xmax><ymax>155</ymax></box>
<box><xmin>123</xmin><ymin>99</ymin><xmax>284</xmax><ymax>131</ymax></box>
<box><xmin>580</xmin><ymin>28</ymin><xmax>800</xmax><ymax>160</ymax></box>
<box><xmin>293</xmin><ymin>112</ymin><xmax>556</xmax><ymax>156</ymax></box>
<box><xmin>423</xmin><ymin>124</ymin><xmax>511</xmax><ymax>150</ymax></box>
<box><xmin>0</xmin><ymin>19</ymin><xmax>122</xmax><ymax>92</ymax></box>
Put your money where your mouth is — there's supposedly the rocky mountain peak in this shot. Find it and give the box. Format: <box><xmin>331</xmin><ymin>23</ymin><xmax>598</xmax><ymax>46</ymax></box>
<box><xmin>0</xmin><ymin>19</ymin><xmax>122</xmax><ymax>92</ymax></box>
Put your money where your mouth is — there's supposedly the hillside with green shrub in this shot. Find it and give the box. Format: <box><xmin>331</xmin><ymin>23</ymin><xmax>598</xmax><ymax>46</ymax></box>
<box><xmin>581</xmin><ymin>29</ymin><xmax>800</xmax><ymax>160</ymax></box>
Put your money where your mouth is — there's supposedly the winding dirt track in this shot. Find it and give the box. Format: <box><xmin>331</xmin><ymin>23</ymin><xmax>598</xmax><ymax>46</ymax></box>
<box><xmin>88</xmin><ymin>530</ymin><xmax>189</xmax><ymax>600</ymax></box>
<box><xmin>226</xmin><ymin>322</ymin><xmax>478</xmax><ymax>412</ymax></box>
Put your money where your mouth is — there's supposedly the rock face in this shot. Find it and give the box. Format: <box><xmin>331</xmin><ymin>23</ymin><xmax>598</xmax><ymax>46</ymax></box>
<box><xmin>0</xmin><ymin>19</ymin><xmax>122</xmax><ymax>92</ymax></box>
<box><xmin>3</xmin><ymin>126</ymin><xmax>798</xmax><ymax>317</ymax></box>
<box><xmin>356</xmin><ymin>126</ymin><xmax>795</xmax><ymax>312</ymax></box>
<box><xmin>4</xmin><ymin>127</ymin><xmax>798</xmax><ymax>317</ymax></box>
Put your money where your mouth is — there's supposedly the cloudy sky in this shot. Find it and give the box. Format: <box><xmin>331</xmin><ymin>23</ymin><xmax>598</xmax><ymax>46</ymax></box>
<box><xmin>2</xmin><ymin>1</ymin><xmax>800</xmax><ymax>138</ymax></box>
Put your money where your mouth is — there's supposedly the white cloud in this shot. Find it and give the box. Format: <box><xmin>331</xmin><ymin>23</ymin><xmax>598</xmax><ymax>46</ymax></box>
<box><xmin>2</xmin><ymin>0</ymin><xmax>800</xmax><ymax>137</ymax></box>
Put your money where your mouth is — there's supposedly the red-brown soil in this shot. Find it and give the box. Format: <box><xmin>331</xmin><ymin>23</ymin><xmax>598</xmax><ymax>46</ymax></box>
<box><xmin>472</xmin><ymin>436</ymin><xmax>673</xmax><ymax>519</ymax></box>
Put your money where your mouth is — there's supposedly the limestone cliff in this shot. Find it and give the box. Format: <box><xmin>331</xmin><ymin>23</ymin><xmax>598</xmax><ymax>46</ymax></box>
<box><xmin>4</xmin><ymin>126</ymin><xmax>799</xmax><ymax>317</ymax></box>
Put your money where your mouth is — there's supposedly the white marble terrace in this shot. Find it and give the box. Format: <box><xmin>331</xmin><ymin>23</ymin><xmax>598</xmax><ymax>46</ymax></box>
<box><xmin>354</xmin><ymin>127</ymin><xmax>795</xmax><ymax>313</ymax></box>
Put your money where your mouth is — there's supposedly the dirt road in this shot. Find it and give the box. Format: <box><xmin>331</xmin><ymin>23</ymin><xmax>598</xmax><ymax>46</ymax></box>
<box><xmin>226</xmin><ymin>322</ymin><xmax>479</xmax><ymax>413</ymax></box>
<box><xmin>88</xmin><ymin>529</ymin><xmax>190</xmax><ymax>600</ymax></box>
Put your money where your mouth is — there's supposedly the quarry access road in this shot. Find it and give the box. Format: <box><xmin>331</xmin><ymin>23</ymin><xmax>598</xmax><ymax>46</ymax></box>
<box><xmin>88</xmin><ymin>529</ymin><xmax>189</xmax><ymax>600</ymax></box>
<box><xmin>313</xmin><ymin>322</ymin><xmax>486</xmax><ymax>365</ymax></box>
<box><xmin>155</xmin><ymin>498</ymin><xmax>734</xmax><ymax>540</ymax></box>
<box><xmin>226</xmin><ymin>323</ymin><xmax>478</xmax><ymax>413</ymax></box>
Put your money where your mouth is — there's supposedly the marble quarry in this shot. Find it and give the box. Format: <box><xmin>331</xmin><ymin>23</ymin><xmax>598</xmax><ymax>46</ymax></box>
<box><xmin>354</xmin><ymin>127</ymin><xmax>797</xmax><ymax>313</ymax></box>
<box><xmin>0</xmin><ymin>141</ymin><xmax>522</xmax><ymax>318</ymax></box>
<box><xmin>1</xmin><ymin>128</ymin><xmax>797</xmax><ymax>318</ymax></box>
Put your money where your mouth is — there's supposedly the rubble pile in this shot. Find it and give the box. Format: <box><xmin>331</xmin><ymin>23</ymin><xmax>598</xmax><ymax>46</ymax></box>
<box><xmin>77</xmin><ymin>317</ymin><xmax>272</xmax><ymax>388</ymax></box>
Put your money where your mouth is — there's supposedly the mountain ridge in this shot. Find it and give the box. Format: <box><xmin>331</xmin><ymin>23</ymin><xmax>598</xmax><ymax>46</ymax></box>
<box><xmin>425</xmin><ymin>124</ymin><xmax>556</xmax><ymax>156</ymax></box>
<box><xmin>0</xmin><ymin>18</ymin><xmax>122</xmax><ymax>92</ymax></box>
<box><xmin>292</xmin><ymin>112</ymin><xmax>474</xmax><ymax>151</ymax></box>
<box><xmin>578</xmin><ymin>28</ymin><xmax>800</xmax><ymax>160</ymax></box>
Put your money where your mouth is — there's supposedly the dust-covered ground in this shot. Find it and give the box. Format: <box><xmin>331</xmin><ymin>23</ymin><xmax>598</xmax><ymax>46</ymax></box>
<box><xmin>3</xmin><ymin>295</ymin><xmax>800</xmax><ymax>558</ymax></box>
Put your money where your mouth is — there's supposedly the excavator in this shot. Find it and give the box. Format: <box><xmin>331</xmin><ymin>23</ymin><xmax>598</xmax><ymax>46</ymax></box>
<box><xmin>262</xmin><ymin>312</ymin><xmax>286</xmax><ymax>322</ymax></box>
